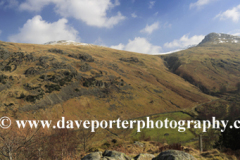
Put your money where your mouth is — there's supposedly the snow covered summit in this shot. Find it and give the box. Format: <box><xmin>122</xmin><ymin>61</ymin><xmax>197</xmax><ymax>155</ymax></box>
<box><xmin>199</xmin><ymin>33</ymin><xmax>240</xmax><ymax>45</ymax></box>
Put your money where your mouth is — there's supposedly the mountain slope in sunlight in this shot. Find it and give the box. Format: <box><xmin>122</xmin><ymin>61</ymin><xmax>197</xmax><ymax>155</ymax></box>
<box><xmin>161</xmin><ymin>33</ymin><xmax>240</xmax><ymax>94</ymax></box>
<box><xmin>0</xmin><ymin>40</ymin><xmax>212</xmax><ymax>121</ymax></box>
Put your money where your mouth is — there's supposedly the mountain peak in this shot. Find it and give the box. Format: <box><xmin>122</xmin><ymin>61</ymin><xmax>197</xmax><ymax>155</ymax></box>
<box><xmin>199</xmin><ymin>32</ymin><xmax>240</xmax><ymax>45</ymax></box>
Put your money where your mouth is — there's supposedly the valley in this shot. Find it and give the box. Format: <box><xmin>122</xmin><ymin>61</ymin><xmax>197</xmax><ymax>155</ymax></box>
<box><xmin>0</xmin><ymin>32</ymin><xmax>240</xmax><ymax>159</ymax></box>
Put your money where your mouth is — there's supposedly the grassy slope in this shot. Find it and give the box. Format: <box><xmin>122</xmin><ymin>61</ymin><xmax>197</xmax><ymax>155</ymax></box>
<box><xmin>0</xmin><ymin>41</ymin><xmax>238</xmax><ymax>159</ymax></box>
<box><xmin>0</xmin><ymin>41</ymin><xmax>220</xmax><ymax>157</ymax></box>
<box><xmin>0</xmin><ymin>41</ymin><xmax>213</xmax><ymax>122</ymax></box>
<box><xmin>161</xmin><ymin>43</ymin><xmax>240</xmax><ymax>93</ymax></box>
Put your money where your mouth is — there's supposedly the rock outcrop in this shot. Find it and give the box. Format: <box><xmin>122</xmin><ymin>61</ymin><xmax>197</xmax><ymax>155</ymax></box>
<box><xmin>134</xmin><ymin>153</ymin><xmax>155</xmax><ymax>160</ymax></box>
<box><xmin>199</xmin><ymin>32</ymin><xmax>240</xmax><ymax>45</ymax></box>
<box><xmin>153</xmin><ymin>150</ymin><xmax>196</xmax><ymax>160</ymax></box>
<box><xmin>81</xmin><ymin>150</ymin><xmax>196</xmax><ymax>160</ymax></box>
<box><xmin>82</xmin><ymin>152</ymin><xmax>102</xmax><ymax>160</ymax></box>
<box><xmin>81</xmin><ymin>150</ymin><xmax>132</xmax><ymax>160</ymax></box>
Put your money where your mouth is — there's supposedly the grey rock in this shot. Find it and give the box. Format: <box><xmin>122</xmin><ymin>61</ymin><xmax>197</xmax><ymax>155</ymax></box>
<box><xmin>82</xmin><ymin>151</ymin><xmax>102</xmax><ymax>160</ymax></box>
<box><xmin>153</xmin><ymin>150</ymin><xmax>196</xmax><ymax>160</ymax></box>
<box><xmin>103</xmin><ymin>150</ymin><xmax>132</xmax><ymax>160</ymax></box>
<box><xmin>199</xmin><ymin>32</ymin><xmax>240</xmax><ymax>45</ymax></box>
<box><xmin>134</xmin><ymin>141</ymin><xmax>145</xmax><ymax>148</ymax></box>
<box><xmin>82</xmin><ymin>151</ymin><xmax>133</xmax><ymax>160</ymax></box>
<box><xmin>134</xmin><ymin>153</ymin><xmax>155</xmax><ymax>160</ymax></box>
<box><xmin>102</xmin><ymin>157</ymin><xmax>117</xmax><ymax>160</ymax></box>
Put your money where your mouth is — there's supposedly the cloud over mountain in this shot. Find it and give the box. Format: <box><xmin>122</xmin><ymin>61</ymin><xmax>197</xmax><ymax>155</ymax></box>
<box><xmin>164</xmin><ymin>34</ymin><xmax>204</xmax><ymax>49</ymax></box>
<box><xmin>111</xmin><ymin>37</ymin><xmax>162</xmax><ymax>54</ymax></box>
<box><xmin>8</xmin><ymin>15</ymin><xmax>79</xmax><ymax>44</ymax></box>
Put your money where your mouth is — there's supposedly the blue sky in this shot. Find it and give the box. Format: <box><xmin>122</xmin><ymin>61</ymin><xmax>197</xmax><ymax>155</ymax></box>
<box><xmin>0</xmin><ymin>0</ymin><xmax>240</xmax><ymax>54</ymax></box>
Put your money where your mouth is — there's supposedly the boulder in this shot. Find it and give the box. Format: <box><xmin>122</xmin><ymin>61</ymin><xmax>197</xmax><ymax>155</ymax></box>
<box><xmin>82</xmin><ymin>150</ymin><xmax>132</xmax><ymax>160</ymax></box>
<box><xmin>153</xmin><ymin>150</ymin><xmax>196</xmax><ymax>160</ymax></box>
<box><xmin>102</xmin><ymin>150</ymin><xmax>132</xmax><ymax>160</ymax></box>
<box><xmin>134</xmin><ymin>153</ymin><xmax>155</xmax><ymax>160</ymax></box>
<box><xmin>102</xmin><ymin>157</ymin><xmax>117</xmax><ymax>160</ymax></box>
<box><xmin>134</xmin><ymin>141</ymin><xmax>145</xmax><ymax>148</ymax></box>
<box><xmin>82</xmin><ymin>151</ymin><xmax>102</xmax><ymax>160</ymax></box>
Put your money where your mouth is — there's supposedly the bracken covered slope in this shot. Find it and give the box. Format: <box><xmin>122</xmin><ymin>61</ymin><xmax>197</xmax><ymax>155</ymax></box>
<box><xmin>161</xmin><ymin>33</ymin><xmax>240</xmax><ymax>94</ymax></box>
<box><xmin>0</xmin><ymin>40</ymin><xmax>212</xmax><ymax>121</ymax></box>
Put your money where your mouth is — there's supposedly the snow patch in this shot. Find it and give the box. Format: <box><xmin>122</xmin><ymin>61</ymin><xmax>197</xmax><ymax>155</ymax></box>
<box><xmin>219</xmin><ymin>40</ymin><xmax>225</xmax><ymax>43</ymax></box>
<box><xmin>44</xmin><ymin>40</ymin><xmax>90</xmax><ymax>46</ymax></box>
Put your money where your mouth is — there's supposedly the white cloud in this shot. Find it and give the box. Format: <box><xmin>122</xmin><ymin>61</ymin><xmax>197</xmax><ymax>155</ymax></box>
<box><xmin>110</xmin><ymin>43</ymin><xmax>125</xmax><ymax>50</ymax></box>
<box><xmin>111</xmin><ymin>37</ymin><xmax>162</xmax><ymax>54</ymax></box>
<box><xmin>164</xmin><ymin>34</ymin><xmax>204</xmax><ymax>49</ymax></box>
<box><xmin>8</xmin><ymin>15</ymin><xmax>80</xmax><ymax>44</ymax></box>
<box><xmin>190</xmin><ymin>0</ymin><xmax>214</xmax><ymax>9</ymax></box>
<box><xmin>149</xmin><ymin>1</ymin><xmax>155</xmax><ymax>9</ymax></box>
<box><xmin>215</xmin><ymin>5</ymin><xmax>240</xmax><ymax>22</ymax></box>
<box><xmin>19</xmin><ymin>0</ymin><xmax>125</xmax><ymax>28</ymax></box>
<box><xmin>140</xmin><ymin>22</ymin><xmax>159</xmax><ymax>34</ymax></box>
<box><xmin>131</xmin><ymin>13</ymin><xmax>137</xmax><ymax>18</ymax></box>
<box><xmin>154</xmin><ymin>12</ymin><xmax>158</xmax><ymax>16</ymax></box>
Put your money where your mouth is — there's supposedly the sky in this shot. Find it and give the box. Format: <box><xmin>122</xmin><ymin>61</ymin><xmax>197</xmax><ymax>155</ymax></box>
<box><xmin>0</xmin><ymin>0</ymin><xmax>240</xmax><ymax>54</ymax></box>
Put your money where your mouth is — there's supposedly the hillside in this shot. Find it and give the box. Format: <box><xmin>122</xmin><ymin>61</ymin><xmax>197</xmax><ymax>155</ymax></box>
<box><xmin>0</xmin><ymin>36</ymin><xmax>239</xmax><ymax>159</ymax></box>
<box><xmin>161</xmin><ymin>33</ymin><xmax>240</xmax><ymax>94</ymax></box>
<box><xmin>0</xmin><ymin>40</ymin><xmax>212</xmax><ymax>121</ymax></box>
